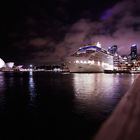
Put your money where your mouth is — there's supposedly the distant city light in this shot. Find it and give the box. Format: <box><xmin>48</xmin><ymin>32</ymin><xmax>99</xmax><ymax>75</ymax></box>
<box><xmin>53</xmin><ymin>68</ymin><xmax>62</xmax><ymax>72</ymax></box>
<box><xmin>29</xmin><ymin>64</ymin><xmax>33</xmax><ymax>68</ymax></box>
<box><xmin>29</xmin><ymin>64</ymin><xmax>33</xmax><ymax>72</ymax></box>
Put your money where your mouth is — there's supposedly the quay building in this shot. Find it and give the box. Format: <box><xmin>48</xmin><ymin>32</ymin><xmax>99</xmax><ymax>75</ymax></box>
<box><xmin>113</xmin><ymin>44</ymin><xmax>140</xmax><ymax>72</ymax></box>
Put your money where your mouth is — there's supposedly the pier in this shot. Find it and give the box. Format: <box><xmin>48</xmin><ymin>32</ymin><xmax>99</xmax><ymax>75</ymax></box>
<box><xmin>93</xmin><ymin>74</ymin><xmax>140</xmax><ymax>140</ymax></box>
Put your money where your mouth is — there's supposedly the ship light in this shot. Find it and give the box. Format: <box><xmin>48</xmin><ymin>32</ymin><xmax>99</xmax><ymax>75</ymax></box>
<box><xmin>114</xmin><ymin>66</ymin><xmax>118</xmax><ymax>70</ymax></box>
<box><xmin>91</xmin><ymin>60</ymin><xmax>95</xmax><ymax>64</ymax></box>
<box><xmin>105</xmin><ymin>64</ymin><xmax>113</xmax><ymax>70</ymax></box>
<box><xmin>84</xmin><ymin>61</ymin><xmax>87</xmax><ymax>64</ymax></box>
<box><xmin>88</xmin><ymin>60</ymin><xmax>91</xmax><ymax>64</ymax></box>
<box><xmin>108</xmin><ymin>65</ymin><xmax>113</xmax><ymax>70</ymax></box>
<box><xmin>76</xmin><ymin>60</ymin><xmax>79</xmax><ymax>63</ymax></box>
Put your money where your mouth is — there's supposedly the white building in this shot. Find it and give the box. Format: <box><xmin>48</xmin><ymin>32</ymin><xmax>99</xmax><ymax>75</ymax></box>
<box><xmin>0</xmin><ymin>58</ymin><xmax>5</xmax><ymax>68</ymax></box>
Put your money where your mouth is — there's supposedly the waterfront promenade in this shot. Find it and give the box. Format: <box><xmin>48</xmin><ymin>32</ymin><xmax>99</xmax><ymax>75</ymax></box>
<box><xmin>93</xmin><ymin>74</ymin><xmax>140</xmax><ymax>140</ymax></box>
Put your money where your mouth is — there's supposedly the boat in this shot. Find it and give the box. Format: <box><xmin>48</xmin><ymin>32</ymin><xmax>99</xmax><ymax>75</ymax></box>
<box><xmin>66</xmin><ymin>42</ymin><xmax>114</xmax><ymax>73</ymax></box>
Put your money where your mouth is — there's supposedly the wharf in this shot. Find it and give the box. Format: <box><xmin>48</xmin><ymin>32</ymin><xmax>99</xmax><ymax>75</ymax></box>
<box><xmin>104</xmin><ymin>70</ymin><xmax>130</xmax><ymax>73</ymax></box>
<box><xmin>93</xmin><ymin>74</ymin><xmax>140</xmax><ymax>140</ymax></box>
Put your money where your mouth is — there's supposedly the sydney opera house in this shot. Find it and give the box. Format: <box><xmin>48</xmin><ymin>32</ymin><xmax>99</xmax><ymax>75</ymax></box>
<box><xmin>0</xmin><ymin>58</ymin><xmax>21</xmax><ymax>71</ymax></box>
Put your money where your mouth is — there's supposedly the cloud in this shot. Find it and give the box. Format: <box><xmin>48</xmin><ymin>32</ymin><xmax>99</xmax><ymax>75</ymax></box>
<box><xmin>7</xmin><ymin>0</ymin><xmax>140</xmax><ymax>64</ymax></box>
<box><xmin>55</xmin><ymin>0</ymin><xmax>140</xmax><ymax>58</ymax></box>
<box><xmin>29</xmin><ymin>38</ymin><xmax>49</xmax><ymax>47</ymax></box>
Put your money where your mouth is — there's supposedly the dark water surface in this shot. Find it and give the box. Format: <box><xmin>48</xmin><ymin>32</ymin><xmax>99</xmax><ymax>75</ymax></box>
<box><xmin>0</xmin><ymin>72</ymin><xmax>136</xmax><ymax>140</ymax></box>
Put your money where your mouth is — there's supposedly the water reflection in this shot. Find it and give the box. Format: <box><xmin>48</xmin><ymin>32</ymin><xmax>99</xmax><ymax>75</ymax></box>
<box><xmin>73</xmin><ymin>74</ymin><xmax>117</xmax><ymax>100</ymax></box>
<box><xmin>130</xmin><ymin>73</ymin><xmax>137</xmax><ymax>83</ymax></box>
<box><xmin>73</xmin><ymin>73</ymin><xmax>136</xmax><ymax>118</ymax></box>
<box><xmin>0</xmin><ymin>72</ymin><xmax>5</xmax><ymax>112</ymax></box>
<box><xmin>28</xmin><ymin>71</ymin><xmax>36</xmax><ymax>104</ymax></box>
<box><xmin>0</xmin><ymin>72</ymin><xmax>5</xmax><ymax>93</ymax></box>
<box><xmin>0</xmin><ymin>72</ymin><xmax>138</xmax><ymax>140</ymax></box>
<box><xmin>73</xmin><ymin>73</ymin><xmax>95</xmax><ymax>95</ymax></box>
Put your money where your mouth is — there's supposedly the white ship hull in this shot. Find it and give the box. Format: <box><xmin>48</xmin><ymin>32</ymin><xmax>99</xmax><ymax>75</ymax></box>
<box><xmin>66</xmin><ymin>44</ymin><xmax>114</xmax><ymax>73</ymax></box>
<box><xmin>67</xmin><ymin>63</ymin><xmax>104</xmax><ymax>73</ymax></box>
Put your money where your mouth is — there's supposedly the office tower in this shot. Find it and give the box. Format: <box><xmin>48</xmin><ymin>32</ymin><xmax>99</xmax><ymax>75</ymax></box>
<box><xmin>131</xmin><ymin>44</ymin><xmax>137</xmax><ymax>60</ymax></box>
<box><xmin>108</xmin><ymin>45</ymin><xmax>118</xmax><ymax>55</ymax></box>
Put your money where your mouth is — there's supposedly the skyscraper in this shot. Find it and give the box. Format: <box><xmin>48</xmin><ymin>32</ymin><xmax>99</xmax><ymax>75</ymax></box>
<box><xmin>130</xmin><ymin>44</ymin><xmax>137</xmax><ymax>60</ymax></box>
<box><xmin>108</xmin><ymin>45</ymin><xmax>118</xmax><ymax>55</ymax></box>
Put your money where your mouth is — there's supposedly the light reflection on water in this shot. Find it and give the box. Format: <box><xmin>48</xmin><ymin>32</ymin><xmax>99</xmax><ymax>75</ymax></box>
<box><xmin>0</xmin><ymin>72</ymin><xmax>5</xmax><ymax>112</ymax></box>
<box><xmin>73</xmin><ymin>73</ymin><xmax>136</xmax><ymax>118</ymax></box>
<box><xmin>0</xmin><ymin>72</ymin><xmax>138</xmax><ymax>140</ymax></box>
<box><xmin>28</xmin><ymin>71</ymin><xmax>36</xmax><ymax>104</ymax></box>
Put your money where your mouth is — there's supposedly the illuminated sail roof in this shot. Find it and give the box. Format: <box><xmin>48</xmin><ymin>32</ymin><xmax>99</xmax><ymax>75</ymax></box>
<box><xmin>0</xmin><ymin>58</ymin><xmax>5</xmax><ymax>68</ymax></box>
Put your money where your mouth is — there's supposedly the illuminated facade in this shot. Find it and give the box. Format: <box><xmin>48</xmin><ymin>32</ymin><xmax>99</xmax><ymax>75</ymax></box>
<box><xmin>0</xmin><ymin>58</ymin><xmax>15</xmax><ymax>71</ymax></box>
<box><xmin>130</xmin><ymin>44</ymin><xmax>137</xmax><ymax>60</ymax></box>
<box><xmin>6</xmin><ymin>62</ymin><xmax>14</xmax><ymax>68</ymax></box>
<box><xmin>66</xmin><ymin>43</ymin><xmax>113</xmax><ymax>72</ymax></box>
<box><xmin>108</xmin><ymin>45</ymin><xmax>118</xmax><ymax>55</ymax></box>
<box><xmin>0</xmin><ymin>58</ymin><xmax>5</xmax><ymax>68</ymax></box>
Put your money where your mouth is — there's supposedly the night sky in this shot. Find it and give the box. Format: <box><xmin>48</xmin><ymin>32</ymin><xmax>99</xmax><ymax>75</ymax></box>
<box><xmin>3</xmin><ymin>0</ymin><xmax>140</xmax><ymax>65</ymax></box>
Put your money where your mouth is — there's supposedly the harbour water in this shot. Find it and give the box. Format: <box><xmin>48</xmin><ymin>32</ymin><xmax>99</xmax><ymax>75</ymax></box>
<box><xmin>0</xmin><ymin>72</ymin><xmax>136</xmax><ymax>140</ymax></box>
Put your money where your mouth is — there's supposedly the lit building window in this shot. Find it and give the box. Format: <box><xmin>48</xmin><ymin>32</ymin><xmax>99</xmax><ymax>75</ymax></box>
<box><xmin>84</xmin><ymin>61</ymin><xmax>87</xmax><ymax>64</ymax></box>
<box><xmin>80</xmin><ymin>60</ymin><xmax>83</xmax><ymax>63</ymax></box>
<box><xmin>76</xmin><ymin>60</ymin><xmax>79</xmax><ymax>63</ymax></box>
<box><xmin>88</xmin><ymin>60</ymin><xmax>91</xmax><ymax>64</ymax></box>
<box><xmin>98</xmin><ymin>61</ymin><xmax>100</xmax><ymax>65</ymax></box>
<box><xmin>104</xmin><ymin>63</ymin><xmax>113</xmax><ymax>70</ymax></box>
<box><xmin>91</xmin><ymin>60</ymin><xmax>94</xmax><ymax>64</ymax></box>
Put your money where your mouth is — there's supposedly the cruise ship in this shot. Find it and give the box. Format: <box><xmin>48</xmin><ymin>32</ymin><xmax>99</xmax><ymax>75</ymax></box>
<box><xmin>66</xmin><ymin>42</ymin><xmax>114</xmax><ymax>73</ymax></box>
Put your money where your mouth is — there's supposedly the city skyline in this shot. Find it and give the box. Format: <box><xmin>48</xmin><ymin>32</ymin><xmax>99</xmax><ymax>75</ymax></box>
<box><xmin>3</xmin><ymin>0</ymin><xmax>140</xmax><ymax>65</ymax></box>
